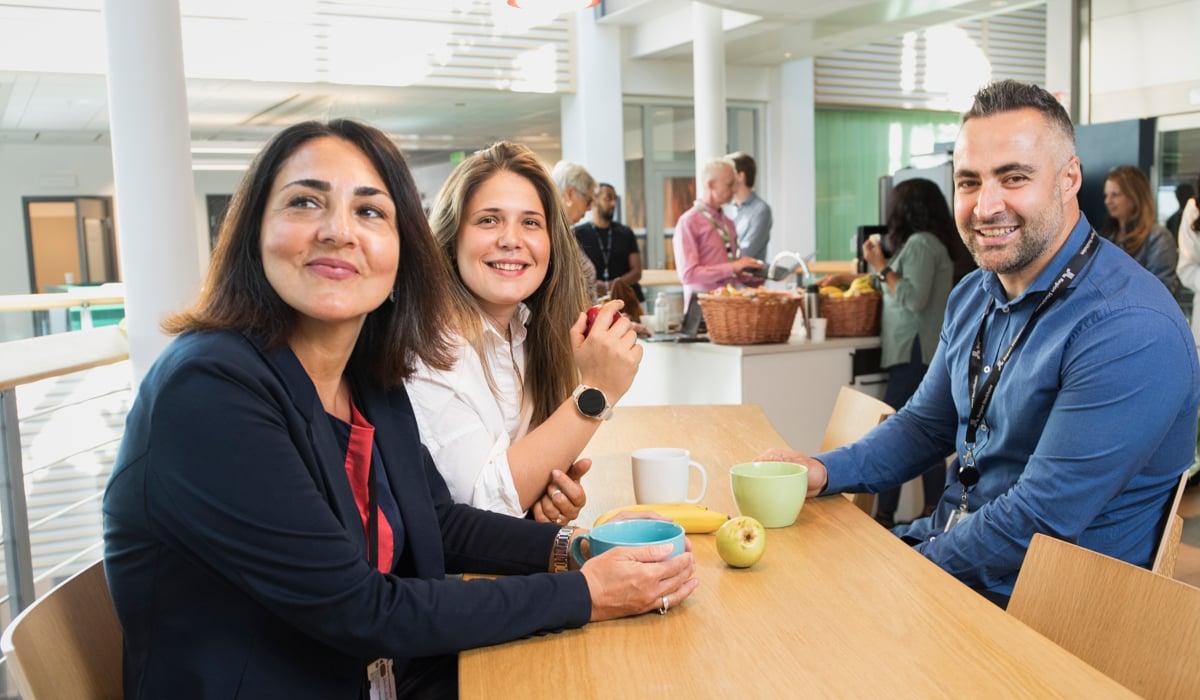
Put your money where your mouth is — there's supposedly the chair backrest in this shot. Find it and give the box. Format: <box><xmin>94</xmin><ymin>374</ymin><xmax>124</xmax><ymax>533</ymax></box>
<box><xmin>821</xmin><ymin>386</ymin><xmax>894</xmax><ymax>515</ymax></box>
<box><xmin>1151</xmin><ymin>471</ymin><xmax>1190</xmax><ymax>577</ymax></box>
<box><xmin>1008</xmin><ymin>534</ymin><xmax>1200</xmax><ymax>699</ymax></box>
<box><xmin>819</xmin><ymin>385</ymin><xmax>894</xmax><ymax>453</ymax></box>
<box><xmin>1</xmin><ymin>560</ymin><xmax>123</xmax><ymax>700</ymax></box>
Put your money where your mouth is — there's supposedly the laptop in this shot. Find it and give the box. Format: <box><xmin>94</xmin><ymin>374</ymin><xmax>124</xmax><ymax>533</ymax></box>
<box><xmin>644</xmin><ymin>297</ymin><xmax>708</xmax><ymax>343</ymax></box>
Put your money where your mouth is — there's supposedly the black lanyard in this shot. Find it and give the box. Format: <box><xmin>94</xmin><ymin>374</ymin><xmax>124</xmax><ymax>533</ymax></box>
<box><xmin>594</xmin><ymin>227</ymin><xmax>613</xmax><ymax>281</ymax></box>
<box><xmin>958</xmin><ymin>229</ymin><xmax>1099</xmax><ymax>491</ymax></box>
<box><xmin>366</xmin><ymin>451</ymin><xmax>379</xmax><ymax>570</ymax></box>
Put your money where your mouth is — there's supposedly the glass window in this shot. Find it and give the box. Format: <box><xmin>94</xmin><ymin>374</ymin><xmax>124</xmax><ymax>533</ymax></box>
<box><xmin>623</xmin><ymin>104</ymin><xmax>646</xmax><ymax>234</ymax></box>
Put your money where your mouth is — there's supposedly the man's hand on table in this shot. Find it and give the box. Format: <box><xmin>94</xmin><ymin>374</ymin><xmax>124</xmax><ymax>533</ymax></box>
<box><xmin>757</xmin><ymin>449</ymin><xmax>828</xmax><ymax>497</ymax></box>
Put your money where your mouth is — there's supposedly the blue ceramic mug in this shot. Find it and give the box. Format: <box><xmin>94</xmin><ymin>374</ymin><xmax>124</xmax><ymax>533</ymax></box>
<box><xmin>569</xmin><ymin>519</ymin><xmax>686</xmax><ymax>567</ymax></box>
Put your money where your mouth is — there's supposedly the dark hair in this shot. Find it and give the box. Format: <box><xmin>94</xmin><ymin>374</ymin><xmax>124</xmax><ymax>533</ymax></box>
<box><xmin>1192</xmin><ymin>174</ymin><xmax>1200</xmax><ymax>234</ymax></box>
<box><xmin>165</xmin><ymin>119</ymin><xmax>454</xmax><ymax>387</ymax></box>
<box><xmin>597</xmin><ymin>182</ymin><xmax>616</xmax><ymax>195</ymax></box>
<box><xmin>1177</xmin><ymin>182</ymin><xmax>1196</xmax><ymax>207</ymax></box>
<box><xmin>725</xmin><ymin>152</ymin><xmax>757</xmax><ymax>188</ymax></box>
<box><xmin>886</xmin><ymin>178</ymin><xmax>974</xmax><ymax>281</ymax></box>
<box><xmin>963</xmin><ymin>80</ymin><xmax>1074</xmax><ymax>148</ymax></box>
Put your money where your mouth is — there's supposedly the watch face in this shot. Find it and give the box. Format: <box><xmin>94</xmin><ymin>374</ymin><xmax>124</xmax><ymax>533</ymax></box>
<box><xmin>577</xmin><ymin>388</ymin><xmax>606</xmax><ymax>417</ymax></box>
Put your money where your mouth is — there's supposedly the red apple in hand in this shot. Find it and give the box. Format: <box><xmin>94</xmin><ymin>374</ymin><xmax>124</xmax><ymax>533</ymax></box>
<box><xmin>583</xmin><ymin>305</ymin><xmax>619</xmax><ymax>337</ymax></box>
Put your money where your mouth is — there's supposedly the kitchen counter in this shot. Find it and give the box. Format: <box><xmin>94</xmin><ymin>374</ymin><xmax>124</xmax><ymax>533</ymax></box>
<box><xmin>622</xmin><ymin>334</ymin><xmax>884</xmax><ymax>453</ymax></box>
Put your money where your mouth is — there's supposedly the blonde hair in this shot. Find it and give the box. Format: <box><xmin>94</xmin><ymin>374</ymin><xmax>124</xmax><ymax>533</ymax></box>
<box><xmin>1102</xmin><ymin>165</ymin><xmax>1158</xmax><ymax>255</ymax></box>
<box><xmin>429</xmin><ymin>142</ymin><xmax>590</xmax><ymax>427</ymax></box>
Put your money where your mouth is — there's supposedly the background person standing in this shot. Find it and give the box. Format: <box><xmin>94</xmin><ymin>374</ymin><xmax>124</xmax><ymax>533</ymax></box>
<box><xmin>725</xmin><ymin>152</ymin><xmax>772</xmax><ymax>263</ymax></box>
<box><xmin>575</xmin><ymin>183</ymin><xmax>643</xmax><ymax>301</ymax></box>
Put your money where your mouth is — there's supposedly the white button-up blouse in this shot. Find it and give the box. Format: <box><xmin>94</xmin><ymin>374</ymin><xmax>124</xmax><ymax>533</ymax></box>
<box><xmin>406</xmin><ymin>304</ymin><xmax>534</xmax><ymax>517</ymax></box>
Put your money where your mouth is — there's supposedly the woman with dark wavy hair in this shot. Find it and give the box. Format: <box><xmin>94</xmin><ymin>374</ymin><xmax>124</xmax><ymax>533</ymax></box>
<box><xmin>863</xmin><ymin>177</ymin><xmax>962</xmax><ymax>528</ymax></box>
<box><xmin>102</xmin><ymin>120</ymin><xmax>695</xmax><ymax>698</ymax></box>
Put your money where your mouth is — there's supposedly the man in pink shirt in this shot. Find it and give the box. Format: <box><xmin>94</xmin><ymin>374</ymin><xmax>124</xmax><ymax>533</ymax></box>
<box><xmin>672</xmin><ymin>159</ymin><xmax>764</xmax><ymax>308</ymax></box>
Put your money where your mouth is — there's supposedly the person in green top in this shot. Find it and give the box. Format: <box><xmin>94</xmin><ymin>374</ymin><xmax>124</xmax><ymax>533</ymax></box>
<box><xmin>865</xmin><ymin>178</ymin><xmax>974</xmax><ymax>528</ymax></box>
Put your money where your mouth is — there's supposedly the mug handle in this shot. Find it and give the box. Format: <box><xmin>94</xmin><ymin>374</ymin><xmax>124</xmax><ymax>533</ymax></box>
<box><xmin>685</xmin><ymin>461</ymin><xmax>708</xmax><ymax>504</ymax></box>
<box><xmin>570</xmin><ymin>533</ymin><xmax>590</xmax><ymax>568</ymax></box>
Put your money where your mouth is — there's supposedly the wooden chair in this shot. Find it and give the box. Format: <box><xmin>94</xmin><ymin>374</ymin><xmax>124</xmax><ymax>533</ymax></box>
<box><xmin>1151</xmin><ymin>471</ymin><xmax>1190</xmax><ymax>577</ymax></box>
<box><xmin>1008</xmin><ymin>534</ymin><xmax>1200</xmax><ymax>699</ymax></box>
<box><xmin>1</xmin><ymin>560</ymin><xmax>123</xmax><ymax>699</ymax></box>
<box><xmin>819</xmin><ymin>386</ymin><xmax>894</xmax><ymax>515</ymax></box>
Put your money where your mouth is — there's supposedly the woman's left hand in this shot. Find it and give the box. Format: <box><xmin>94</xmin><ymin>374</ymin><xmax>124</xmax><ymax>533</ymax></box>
<box><xmin>532</xmin><ymin>458</ymin><xmax>590</xmax><ymax>525</ymax></box>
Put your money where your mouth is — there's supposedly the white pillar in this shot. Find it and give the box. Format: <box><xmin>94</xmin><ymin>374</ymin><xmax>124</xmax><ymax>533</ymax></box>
<box><xmin>561</xmin><ymin>11</ymin><xmax>626</xmax><ymax>198</ymax></box>
<box><xmin>1044</xmin><ymin>0</ymin><xmax>1076</xmax><ymax>120</ymax></box>
<box><xmin>101</xmin><ymin>0</ymin><xmax>201</xmax><ymax>384</ymax></box>
<box><xmin>766</xmin><ymin>58</ymin><xmax>816</xmax><ymax>260</ymax></box>
<box><xmin>691</xmin><ymin>1</ymin><xmax>725</xmax><ymax>183</ymax></box>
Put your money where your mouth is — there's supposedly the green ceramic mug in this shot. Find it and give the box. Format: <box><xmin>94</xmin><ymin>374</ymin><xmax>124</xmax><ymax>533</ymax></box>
<box><xmin>730</xmin><ymin>461</ymin><xmax>809</xmax><ymax>528</ymax></box>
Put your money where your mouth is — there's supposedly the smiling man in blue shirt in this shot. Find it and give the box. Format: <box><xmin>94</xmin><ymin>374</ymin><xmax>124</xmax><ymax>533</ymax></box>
<box><xmin>763</xmin><ymin>80</ymin><xmax>1200</xmax><ymax>603</ymax></box>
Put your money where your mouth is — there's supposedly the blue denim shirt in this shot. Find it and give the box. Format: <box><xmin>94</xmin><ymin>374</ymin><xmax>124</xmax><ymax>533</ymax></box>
<box><xmin>819</xmin><ymin>213</ymin><xmax>1200</xmax><ymax>596</ymax></box>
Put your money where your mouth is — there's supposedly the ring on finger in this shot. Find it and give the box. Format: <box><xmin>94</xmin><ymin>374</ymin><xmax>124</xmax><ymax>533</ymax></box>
<box><xmin>658</xmin><ymin>594</ymin><xmax>670</xmax><ymax>615</ymax></box>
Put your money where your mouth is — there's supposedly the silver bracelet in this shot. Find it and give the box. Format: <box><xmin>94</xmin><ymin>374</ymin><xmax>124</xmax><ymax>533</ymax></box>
<box><xmin>550</xmin><ymin>526</ymin><xmax>577</xmax><ymax>573</ymax></box>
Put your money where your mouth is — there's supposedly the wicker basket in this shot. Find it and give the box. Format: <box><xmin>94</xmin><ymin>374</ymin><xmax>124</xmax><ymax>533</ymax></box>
<box><xmin>818</xmin><ymin>294</ymin><xmax>881</xmax><ymax>337</ymax></box>
<box><xmin>697</xmin><ymin>292</ymin><xmax>801</xmax><ymax>345</ymax></box>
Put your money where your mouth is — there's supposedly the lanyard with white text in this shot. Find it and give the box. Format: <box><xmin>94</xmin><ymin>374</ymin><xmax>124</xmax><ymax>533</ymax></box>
<box><xmin>946</xmin><ymin>230</ymin><xmax>1099</xmax><ymax>532</ymax></box>
<box><xmin>595</xmin><ymin>227</ymin><xmax>613</xmax><ymax>281</ymax></box>
<box><xmin>695</xmin><ymin>205</ymin><xmax>738</xmax><ymax>261</ymax></box>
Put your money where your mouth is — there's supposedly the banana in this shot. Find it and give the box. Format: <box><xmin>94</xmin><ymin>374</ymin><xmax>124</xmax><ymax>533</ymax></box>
<box><xmin>593</xmin><ymin>502</ymin><xmax>730</xmax><ymax>533</ymax></box>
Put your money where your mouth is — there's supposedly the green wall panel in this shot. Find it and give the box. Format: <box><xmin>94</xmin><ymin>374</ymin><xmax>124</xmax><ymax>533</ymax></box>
<box><xmin>815</xmin><ymin>107</ymin><xmax>961</xmax><ymax>261</ymax></box>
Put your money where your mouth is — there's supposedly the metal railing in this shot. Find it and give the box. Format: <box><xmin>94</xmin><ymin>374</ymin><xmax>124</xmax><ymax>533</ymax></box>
<box><xmin>0</xmin><ymin>326</ymin><xmax>130</xmax><ymax>618</ymax></box>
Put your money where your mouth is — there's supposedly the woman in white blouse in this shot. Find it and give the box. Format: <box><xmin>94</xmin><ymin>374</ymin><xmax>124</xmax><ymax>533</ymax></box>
<box><xmin>408</xmin><ymin>142</ymin><xmax>642</xmax><ymax>523</ymax></box>
<box><xmin>1175</xmin><ymin>177</ymin><xmax>1200</xmax><ymax>343</ymax></box>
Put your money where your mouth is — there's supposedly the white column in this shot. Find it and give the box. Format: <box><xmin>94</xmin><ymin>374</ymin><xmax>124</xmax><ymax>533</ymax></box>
<box><xmin>101</xmin><ymin>0</ymin><xmax>201</xmax><ymax>384</ymax></box>
<box><xmin>766</xmin><ymin>58</ymin><xmax>816</xmax><ymax>260</ymax></box>
<box><xmin>691</xmin><ymin>1</ymin><xmax>725</xmax><ymax>183</ymax></box>
<box><xmin>1044</xmin><ymin>0</ymin><xmax>1076</xmax><ymax>120</ymax></box>
<box><xmin>561</xmin><ymin>11</ymin><xmax>626</xmax><ymax>198</ymax></box>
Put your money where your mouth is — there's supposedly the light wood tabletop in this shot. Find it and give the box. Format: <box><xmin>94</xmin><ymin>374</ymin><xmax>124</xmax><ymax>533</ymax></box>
<box><xmin>459</xmin><ymin>405</ymin><xmax>1131</xmax><ymax>698</ymax></box>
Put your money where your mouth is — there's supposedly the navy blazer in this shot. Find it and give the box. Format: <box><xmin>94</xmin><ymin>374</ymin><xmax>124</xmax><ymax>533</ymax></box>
<box><xmin>103</xmin><ymin>331</ymin><xmax>591</xmax><ymax>699</ymax></box>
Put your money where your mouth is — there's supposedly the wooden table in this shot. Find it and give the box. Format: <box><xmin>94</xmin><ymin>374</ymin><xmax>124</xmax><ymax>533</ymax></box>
<box><xmin>459</xmin><ymin>405</ymin><xmax>1131</xmax><ymax>697</ymax></box>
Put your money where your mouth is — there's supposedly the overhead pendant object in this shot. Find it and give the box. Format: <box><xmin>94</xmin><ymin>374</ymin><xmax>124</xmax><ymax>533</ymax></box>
<box><xmin>506</xmin><ymin>0</ymin><xmax>600</xmax><ymax>7</ymax></box>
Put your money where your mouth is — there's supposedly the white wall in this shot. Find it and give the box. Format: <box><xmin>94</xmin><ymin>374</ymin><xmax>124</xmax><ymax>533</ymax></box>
<box><xmin>1089</xmin><ymin>0</ymin><xmax>1200</xmax><ymax>122</ymax></box>
<box><xmin>409</xmin><ymin>159</ymin><xmax>457</xmax><ymax>211</ymax></box>
<box><xmin>0</xmin><ymin>143</ymin><xmax>239</xmax><ymax>341</ymax></box>
<box><xmin>622</xmin><ymin>57</ymin><xmax>771</xmax><ymax>102</ymax></box>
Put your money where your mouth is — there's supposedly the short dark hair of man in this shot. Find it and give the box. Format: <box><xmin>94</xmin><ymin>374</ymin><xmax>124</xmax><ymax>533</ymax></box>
<box><xmin>725</xmin><ymin>152</ymin><xmax>757</xmax><ymax>189</ymax></box>
<box><xmin>1176</xmin><ymin>182</ymin><xmax>1196</xmax><ymax>207</ymax></box>
<box><xmin>164</xmin><ymin>119</ymin><xmax>454</xmax><ymax>387</ymax></box>
<box><xmin>962</xmin><ymin>79</ymin><xmax>1074</xmax><ymax>147</ymax></box>
<box><xmin>597</xmin><ymin>182</ymin><xmax>616</xmax><ymax>195</ymax></box>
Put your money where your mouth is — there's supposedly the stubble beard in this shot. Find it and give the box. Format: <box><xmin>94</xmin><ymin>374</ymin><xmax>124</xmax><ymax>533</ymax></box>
<box><xmin>962</xmin><ymin>187</ymin><xmax>1063</xmax><ymax>275</ymax></box>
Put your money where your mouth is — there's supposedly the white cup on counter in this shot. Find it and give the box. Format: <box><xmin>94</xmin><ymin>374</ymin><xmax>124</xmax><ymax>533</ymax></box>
<box><xmin>808</xmin><ymin>318</ymin><xmax>827</xmax><ymax>342</ymax></box>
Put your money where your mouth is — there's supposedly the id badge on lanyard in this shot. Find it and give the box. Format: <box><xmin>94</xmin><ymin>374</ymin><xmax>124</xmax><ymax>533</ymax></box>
<box><xmin>945</xmin><ymin>230</ymin><xmax>1099</xmax><ymax>533</ymax></box>
<box><xmin>368</xmin><ymin>658</ymin><xmax>398</xmax><ymax>700</ymax></box>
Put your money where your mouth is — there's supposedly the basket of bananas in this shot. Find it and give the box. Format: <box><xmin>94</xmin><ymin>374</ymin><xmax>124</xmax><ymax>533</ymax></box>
<box><xmin>697</xmin><ymin>285</ymin><xmax>801</xmax><ymax>345</ymax></box>
<box><xmin>817</xmin><ymin>275</ymin><xmax>881</xmax><ymax>337</ymax></box>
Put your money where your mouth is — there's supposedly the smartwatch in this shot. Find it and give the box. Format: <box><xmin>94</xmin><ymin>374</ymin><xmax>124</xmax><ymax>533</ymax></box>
<box><xmin>572</xmin><ymin>384</ymin><xmax>613</xmax><ymax>420</ymax></box>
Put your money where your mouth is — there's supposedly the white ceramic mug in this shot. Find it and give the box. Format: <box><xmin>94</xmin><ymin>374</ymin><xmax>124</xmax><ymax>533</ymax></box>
<box><xmin>631</xmin><ymin>447</ymin><xmax>708</xmax><ymax>504</ymax></box>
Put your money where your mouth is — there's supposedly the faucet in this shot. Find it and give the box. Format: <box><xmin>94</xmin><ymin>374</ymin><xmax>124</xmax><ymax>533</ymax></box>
<box><xmin>767</xmin><ymin>250</ymin><xmax>813</xmax><ymax>287</ymax></box>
